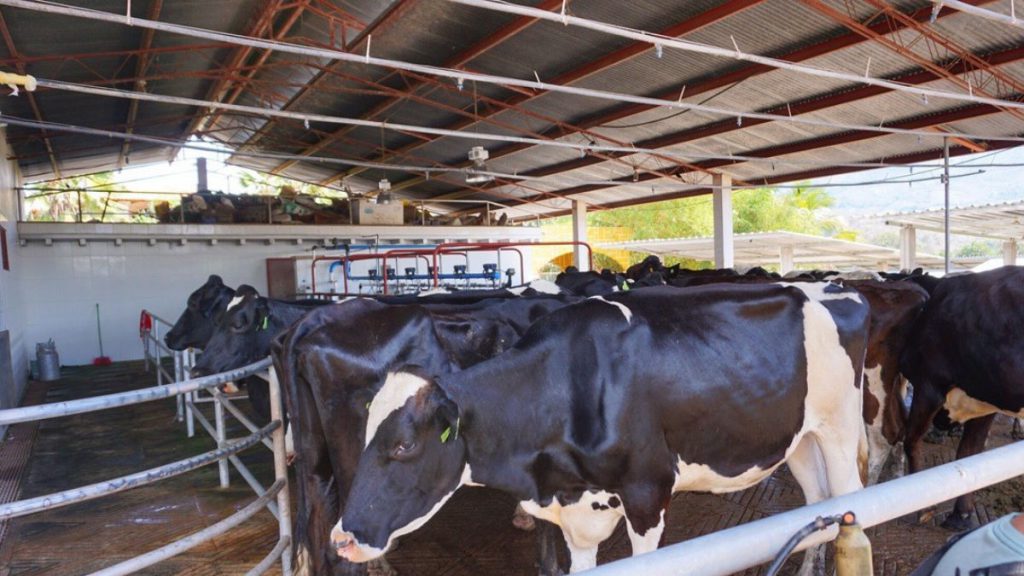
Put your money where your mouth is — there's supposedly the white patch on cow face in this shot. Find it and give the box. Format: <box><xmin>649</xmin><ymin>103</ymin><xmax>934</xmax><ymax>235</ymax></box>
<box><xmin>944</xmin><ymin>388</ymin><xmax>1024</xmax><ymax>423</ymax></box>
<box><xmin>332</xmin><ymin>465</ymin><xmax>475</xmax><ymax>563</ymax></box>
<box><xmin>520</xmin><ymin>491</ymin><xmax>624</xmax><ymax>573</ymax></box>
<box><xmin>589</xmin><ymin>295</ymin><xmax>632</xmax><ymax>323</ymax></box>
<box><xmin>227</xmin><ymin>295</ymin><xmax>245</xmax><ymax>312</ymax></box>
<box><xmin>365</xmin><ymin>372</ymin><xmax>430</xmax><ymax>448</ymax></box>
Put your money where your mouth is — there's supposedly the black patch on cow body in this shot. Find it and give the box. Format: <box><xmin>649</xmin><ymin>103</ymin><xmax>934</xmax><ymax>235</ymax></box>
<box><xmin>439</xmin><ymin>284</ymin><xmax>862</xmax><ymax>509</ymax></box>
<box><xmin>902</xmin><ymin>267</ymin><xmax>1024</xmax><ymax>413</ymax></box>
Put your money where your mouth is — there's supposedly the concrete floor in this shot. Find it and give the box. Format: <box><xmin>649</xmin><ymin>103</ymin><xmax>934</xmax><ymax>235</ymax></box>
<box><xmin>0</xmin><ymin>362</ymin><xmax>1017</xmax><ymax>575</ymax></box>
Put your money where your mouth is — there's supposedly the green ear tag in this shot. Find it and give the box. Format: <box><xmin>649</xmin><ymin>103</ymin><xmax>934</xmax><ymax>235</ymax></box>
<box><xmin>260</xmin><ymin>316</ymin><xmax>269</xmax><ymax>331</ymax></box>
<box><xmin>440</xmin><ymin>426</ymin><xmax>452</xmax><ymax>443</ymax></box>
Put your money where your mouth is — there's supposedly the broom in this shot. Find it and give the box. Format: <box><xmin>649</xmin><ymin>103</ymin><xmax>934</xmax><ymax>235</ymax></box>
<box><xmin>93</xmin><ymin>303</ymin><xmax>112</xmax><ymax>366</ymax></box>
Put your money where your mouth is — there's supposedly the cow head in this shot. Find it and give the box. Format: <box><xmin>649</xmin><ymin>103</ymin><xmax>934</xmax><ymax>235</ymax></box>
<box><xmin>191</xmin><ymin>284</ymin><xmax>269</xmax><ymax>376</ymax></box>
<box><xmin>165</xmin><ymin>275</ymin><xmax>235</xmax><ymax>351</ymax></box>
<box><xmin>330</xmin><ymin>376</ymin><xmax>468</xmax><ymax>563</ymax></box>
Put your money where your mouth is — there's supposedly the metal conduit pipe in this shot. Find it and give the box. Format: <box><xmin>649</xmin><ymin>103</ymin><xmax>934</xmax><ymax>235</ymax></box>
<box><xmin>582</xmin><ymin>440</ymin><xmax>1024</xmax><ymax>575</ymax></box>
<box><xmin>85</xmin><ymin>479</ymin><xmax>285</xmax><ymax>576</ymax></box>
<box><xmin>0</xmin><ymin>357</ymin><xmax>273</xmax><ymax>426</ymax></box>
<box><xmin>0</xmin><ymin>421</ymin><xmax>278</xmax><ymax>521</ymax></box>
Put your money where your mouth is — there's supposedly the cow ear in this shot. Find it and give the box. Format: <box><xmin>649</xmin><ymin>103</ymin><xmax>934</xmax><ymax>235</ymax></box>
<box><xmin>208</xmin><ymin>274</ymin><xmax>223</xmax><ymax>286</ymax></box>
<box><xmin>427</xmin><ymin>384</ymin><xmax>461</xmax><ymax>440</ymax></box>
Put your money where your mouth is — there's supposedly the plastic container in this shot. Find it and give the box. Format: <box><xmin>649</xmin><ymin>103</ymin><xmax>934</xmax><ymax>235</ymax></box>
<box><xmin>36</xmin><ymin>340</ymin><xmax>60</xmax><ymax>381</ymax></box>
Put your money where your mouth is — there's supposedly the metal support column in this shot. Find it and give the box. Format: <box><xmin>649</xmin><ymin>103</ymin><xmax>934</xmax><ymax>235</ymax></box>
<box><xmin>899</xmin><ymin>225</ymin><xmax>917</xmax><ymax>272</ymax></box>
<box><xmin>214</xmin><ymin>399</ymin><xmax>230</xmax><ymax>488</ymax></box>
<box><xmin>269</xmin><ymin>366</ymin><xmax>294</xmax><ymax>576</ymax></box>
<box><xmin>197</xmin><ymin>157</ymin><xmax>208</xmax><ymax>193</ymax></box>
<box><xmin>572</xmin><ymin>200</ymin><xmax>589</xmax><ymax>271</ymax></box>
<box><xmin>1004</xmin><ymin>239</ymin><xmax>1019</xmax><ymax>266</ymax></box>
<box><xmin>713</xmin><ymin>173</ymin><xmax>733</xmax><ymax>269</ymax></box>
<box><xmin>779</xmin><ymin>246</ymin><xmax>794</xmax><ymax>275</ymax></box>
<box><xmin>943</xmin><ymin>137</ymin><xmax>951</xmax><ymax>274</ymax></box>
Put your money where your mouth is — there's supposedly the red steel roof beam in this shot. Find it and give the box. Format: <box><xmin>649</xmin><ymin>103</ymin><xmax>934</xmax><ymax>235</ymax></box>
<box><xmin>0</xmin><ymin>8</ymin><xmax>61</xmax><ymax>178</ymax></box>
<box><xmin>267</xmin><ymin>0</ymin><xmax>566</xmax><ymax>175</ymax></box>
<box><xmin>527</xmin><ymin>139</ymin><xmax>1021</xmax><ymax>218</ymax></box>
<box><xmin>118</xmin><ymin>0</ymin><xmax>163</xmax><ymax>169</ymax></box>
<box><xmin>237</xmin><ymin>0</ymin><xmax>422</xmax><ymax>151</ymax></box>
<box><xmin>803</xmin><ymin>0</ymin><xmax>1024</xmax><ymax>123</ymax></box>
<box><xmin>328</xmin><ymin>0</ymin><xmax>766</xmax><ymax>186</ymax></box>
<box><xmin>170</xmin><ymin>0</ymin><xmax>294</xmax><ymax>160</ymax></box>
<box><xmin>405</xmin><ymin>0</ymin><xmax>998</xmax><ymax>199</ymax></box>
<box><xmin>505</xmin><ymin>100</ymin><xmax>1011</xmax><ymax>208</ymax></box>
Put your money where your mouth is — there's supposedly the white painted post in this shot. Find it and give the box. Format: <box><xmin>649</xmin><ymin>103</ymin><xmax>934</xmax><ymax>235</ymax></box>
<box><xmin>779</xmin><ymin>246</ymin><xmax>794</xmax><ymax>275</ymax></box>
<box><xmin>269</xmin><ymin>366</ymin><xmax>294</xmax><ymax>576</ymax></box>
<box><xmin>713</xmin><ymin>173</ymin><xmax>733</xmax><ymax>269</ymax></box>
<box><xmin>1003</xmin><ymin>239</ymin><xmax>1018</xmax><ymax>266</ymax></box>
<box><xmin>196</xmin><ymin>157</ymin><xmax>208</xmax><ymax>192</ymax></box>
<box><xmin>215</xmin><ymin>398</ymin><xmax>230</xmax><ymax>488</ymax></box>
<box><xmin>572</xmin><ymin>200</ymin><xmax>589</xmax><ymax>271</ymax></box>
<box><xmin>899</xmin><ymin>225</ymin><xmax>917</xmax><ymax>272</ymax></box>
<box><xmin>943</xmin><ymin>137</ymin><xmax>951</xmax><ymax>274</ymax></box>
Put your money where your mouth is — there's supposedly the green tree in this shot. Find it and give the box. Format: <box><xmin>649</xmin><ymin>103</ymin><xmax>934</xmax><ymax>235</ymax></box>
<box><xmin>545</xmin><ymin>184</ymin><xmax>854</xmax><ymax>269</ymax></box>
<box><xmin>955</xmin><ymin>240</ymin><xmax>1000</xmax><ymax>258</ymax></box>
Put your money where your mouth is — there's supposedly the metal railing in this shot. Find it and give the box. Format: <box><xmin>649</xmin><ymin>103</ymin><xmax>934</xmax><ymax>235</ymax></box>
<box><xmin>582</xmin><ymin>439</ymin><xmax>1024</xmax><ymax>575</ymax></box>
<box><xmin>0</xmin><ymin>354</ymin><xmax>293</xmax><ymax>576</ymax></box>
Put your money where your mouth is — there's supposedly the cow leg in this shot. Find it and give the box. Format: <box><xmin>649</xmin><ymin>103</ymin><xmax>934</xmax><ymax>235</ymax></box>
<box><xmin>624</xmin><ymin>511</ymin><xmax>665</xmax><ymax>557</ymax></box>
<box><xmin>943</xmin><ymin>413</ymin><xmax>996</xmax><ymax>531</ymax></box>
<box><xmin>786</xmin><ymin>435</ymin><xmax>832</xmax><ymax>576</ymax></box>
<box><xmin>535</xmin><ymin>519</ymin><xmax>565</xmax><ymax>576</ymax></box>
<box><xmin>904</xmin><ymin>383</ymin><xmax>944</xmax><ymax>475</ymax></box>
<box><xmin>558</xmin><ymin>504</ymin><xmax>622</xmax><ymax>573</ymax></box>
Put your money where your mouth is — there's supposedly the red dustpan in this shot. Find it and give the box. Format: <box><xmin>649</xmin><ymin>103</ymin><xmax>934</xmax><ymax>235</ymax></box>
<box><xmin>93</xmin><ymin>303</ymin><xmax>112</xmax><ymax>366</ymax></box>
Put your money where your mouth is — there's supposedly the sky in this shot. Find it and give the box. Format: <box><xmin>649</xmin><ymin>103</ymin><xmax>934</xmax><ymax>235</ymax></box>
<box><xmin>808</xmin><ymin>146</ymin><xmax>1024</xmax><ymax>216</ymax></box>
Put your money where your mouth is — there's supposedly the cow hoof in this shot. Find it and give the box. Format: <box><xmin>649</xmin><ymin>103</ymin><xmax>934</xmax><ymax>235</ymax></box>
<box><xmin>941</xmin><ymin>512</ymin><xmax>973</xmax><ymax>532</ymax></box>
<box><xmin>512</xmin><ymin>510</ymin><xmax>536</xmax><ymax>531</ymax></box>
<box><xmin>367</xmin><ymin>557</ymin><xmax>398</xmax><ymax>576</ymax></box>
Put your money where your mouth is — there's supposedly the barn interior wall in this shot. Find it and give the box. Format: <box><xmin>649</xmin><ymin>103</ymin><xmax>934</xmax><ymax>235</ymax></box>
<box><xmin>0</xmin><ymin>128</ymin><xmax>28</xmax><ymax>424</ymax></box>
<box><xmin>16</xmin><ymin>242</ymin><xmax>317</xmax><ymax>365</ymax></box>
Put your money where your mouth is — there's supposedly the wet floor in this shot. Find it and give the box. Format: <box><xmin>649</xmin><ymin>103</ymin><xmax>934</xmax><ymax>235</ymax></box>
<box><xmin>0</xmin><ymin>362</ymin><xmax>1018</xmax><ymax>575</ymax></box>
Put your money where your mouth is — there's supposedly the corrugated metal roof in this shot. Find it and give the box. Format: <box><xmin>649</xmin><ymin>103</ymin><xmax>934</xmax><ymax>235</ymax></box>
<box><xmin>3</xmin><ymin>0</ymin><xmax>1023</xmax><ymax>220</ymax></box>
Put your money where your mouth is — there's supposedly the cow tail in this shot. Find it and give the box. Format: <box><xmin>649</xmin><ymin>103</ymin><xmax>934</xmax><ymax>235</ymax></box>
<box><xmin>271</xmin><ymin>310</ymin><xmax>328</xmax><ymax>576</ymax></box>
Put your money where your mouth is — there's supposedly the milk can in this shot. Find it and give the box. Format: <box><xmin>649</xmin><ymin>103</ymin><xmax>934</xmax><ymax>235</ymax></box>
<box><xmin>36</xmin><ymin>340</ymin><xmax>60</xmax><ymax>381</ymax></box>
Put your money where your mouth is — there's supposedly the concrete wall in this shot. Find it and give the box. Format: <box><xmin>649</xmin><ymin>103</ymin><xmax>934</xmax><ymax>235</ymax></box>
<box><xmin>16</xmin><ymin>241</ymin><xmax>315</xmax><ymax>366</ymax></box>
<box><xmin>15</xmin><ymin>216</ymin><xmax>541</xmax><ymax>366</ymax></box>
<box><xmin>0</xmin><ymin>129</ymin><xmax>27</xmax><ymax>419</ymax></box>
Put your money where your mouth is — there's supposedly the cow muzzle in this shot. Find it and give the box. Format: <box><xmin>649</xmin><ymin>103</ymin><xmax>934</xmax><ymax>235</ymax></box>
<box><xmin>329</xmin><ymin>525</ymin><xmax>381</xmax><ymax>563</ymax></box>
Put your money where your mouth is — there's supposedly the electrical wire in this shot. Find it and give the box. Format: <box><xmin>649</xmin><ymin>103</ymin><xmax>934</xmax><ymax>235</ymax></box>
<box><xmin>447</xmin><ymin>0</ymin><xmax>1024</xmax><ymax>112</ymax></box>
<box><xmin>25</xmin><ymin>77</ymin><xmax>1024</xmax><ymax>172</ymax></box>
<box><xmin>1</xmin><ymin>116</ymin><xmax>991</xmax><ymax>195</ymax></box>
<box><xmin>4</xmin><ymin>0</ymin><xmax>1024</xmax><ymax>146</ymax></box>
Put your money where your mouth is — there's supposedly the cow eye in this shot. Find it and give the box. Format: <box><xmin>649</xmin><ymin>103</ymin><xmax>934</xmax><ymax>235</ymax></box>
<box><xmin>391</xmin><ymin>440</ymin><xmax>417</xmax><ymax>459</ymax></box>
<box><xmin>230</xmin><ymin>317</ymin><xmax>248</xmax><ymax>332</ymax></box>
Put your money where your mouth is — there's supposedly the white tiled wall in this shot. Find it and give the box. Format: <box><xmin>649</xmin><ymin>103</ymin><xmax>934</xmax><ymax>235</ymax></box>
<box><xmin>0</xmin><ymin>129</ymin><xmax>27</xmax><ymax>418</ymax></box>
<box><xmin>18</xmin><ymin>241</ymin><xmax>311</xmax><ymax>365</ymax></box>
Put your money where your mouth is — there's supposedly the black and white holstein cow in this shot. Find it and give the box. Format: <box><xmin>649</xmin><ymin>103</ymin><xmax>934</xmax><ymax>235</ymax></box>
<box><xmin>165</xmin><ymin>274</ymin><xmax>237</xmax><ymax>351</ymax></box>
<box><xmin>274</xmin><ymin>293</ymin><xmax>576</xmax><ymax>576</ymax></box>
<box><xmin>331</xmin><ymin>283</ymin><xmax>871</xmax><ymax>573</ymax></box>
<box><xmin>901</xmin><ymin>266</ymin><xmax>1024</xmax><ymax>530</ymax></box>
